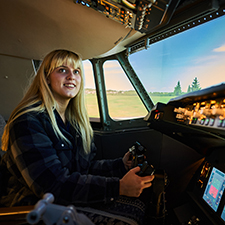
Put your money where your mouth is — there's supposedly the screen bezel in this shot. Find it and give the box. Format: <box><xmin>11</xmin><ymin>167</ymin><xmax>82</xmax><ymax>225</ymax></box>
<box><xmin>202</xmin><ymin>167</ymin><xmax>225</xmax><ymax>213</ymax></box>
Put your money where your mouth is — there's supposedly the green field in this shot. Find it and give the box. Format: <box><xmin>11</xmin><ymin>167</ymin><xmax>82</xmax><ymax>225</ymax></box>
<box><xmin>85</xmin><ymin>94</ymin><xmax>175</xmax><ymax>118</ymax></box>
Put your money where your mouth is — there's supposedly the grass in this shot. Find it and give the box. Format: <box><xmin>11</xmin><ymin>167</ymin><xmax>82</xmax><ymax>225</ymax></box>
<box><xmin>85</xmin><ymin>94</ymin><xmax>176</xmax><ymax>118</ymax></box>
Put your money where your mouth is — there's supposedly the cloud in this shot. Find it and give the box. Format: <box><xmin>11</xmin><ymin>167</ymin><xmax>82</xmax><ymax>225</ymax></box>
<box><xmin>193</xmin><ymin>55</ymin><xmax>217</xmax><ymax>64</ymax></box>
<box><xmin>213</xmin><ymin>44</ymin><xmax>225</xmax><ymax>52</ymax></box>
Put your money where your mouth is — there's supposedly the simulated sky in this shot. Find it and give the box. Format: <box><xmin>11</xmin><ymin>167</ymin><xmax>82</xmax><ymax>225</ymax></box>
<box><xmin>84</xmin><ymin>15</ymin><xmax>225</xmax><ymax>92</ymax></box>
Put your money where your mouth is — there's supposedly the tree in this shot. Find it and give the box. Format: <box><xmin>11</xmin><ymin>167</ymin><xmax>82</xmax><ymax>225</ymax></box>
<box><xmin>191</xmin><ymin>77</ymin><xmax>201</xmax><ymax>92</ymax></box>
<box><xmin>174</xmin><ymin>81</ymin><xmax>182</xmax><ymax>96</ymax></box>
<box><xmin>187</xmin><ymin>85</ymin><xmax>191</xmax><ymax>93</ymax></box>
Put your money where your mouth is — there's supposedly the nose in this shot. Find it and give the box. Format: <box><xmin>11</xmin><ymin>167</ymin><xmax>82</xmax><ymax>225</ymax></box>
<box><xmin>66</xmin><ymin>69</ymin><xmax>76</xmax><ymax>80</ymax></box>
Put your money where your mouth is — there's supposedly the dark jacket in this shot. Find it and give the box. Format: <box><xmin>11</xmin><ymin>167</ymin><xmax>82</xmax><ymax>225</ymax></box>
<box><xmin>0</xmin><ymin>109</ymin><xmax>127</xmax><ymax>207</ymax></box>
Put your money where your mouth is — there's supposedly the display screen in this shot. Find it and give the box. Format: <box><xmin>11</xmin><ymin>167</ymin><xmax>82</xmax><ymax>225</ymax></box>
<box><xmin>203</xmin><ymin>167</ymin><xmax>225</xmax><ymax>212</ymax></box>
<box><xmin>221</xmin><ymin>205</ymin><xmax>225</xmax><ymax>222</ymax></box>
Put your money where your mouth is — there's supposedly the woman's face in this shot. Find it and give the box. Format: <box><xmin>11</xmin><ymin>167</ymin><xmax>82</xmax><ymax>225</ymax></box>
<box><xmin>47</xmin><ymin>64</ymin><xmax>81</xmax><ymax>105</ymax></box>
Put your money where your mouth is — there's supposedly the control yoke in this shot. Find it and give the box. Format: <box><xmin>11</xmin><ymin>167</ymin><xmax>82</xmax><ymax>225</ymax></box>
<box><xmin>26</xmin><ymin>193</ymin><xmax>94</xmax><ymax>225</ymax></box>
<box><xmin>129</xmin><ymin>141</ymin><xmax>155</xmax><ymax>176</ymax></box>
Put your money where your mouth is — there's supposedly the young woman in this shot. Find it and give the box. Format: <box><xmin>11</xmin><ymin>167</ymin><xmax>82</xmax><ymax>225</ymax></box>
<box><xmin>0</xmin><ymin>49</ymin><xmax>154</xmax><ymax>223</ymax></box>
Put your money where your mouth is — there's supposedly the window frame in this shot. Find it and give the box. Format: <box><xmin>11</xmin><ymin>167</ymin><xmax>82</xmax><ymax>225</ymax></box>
<box><xmin>89</xmin><ymin>51</ymin><xmax>153</xmax><ymax>131</ymax></box>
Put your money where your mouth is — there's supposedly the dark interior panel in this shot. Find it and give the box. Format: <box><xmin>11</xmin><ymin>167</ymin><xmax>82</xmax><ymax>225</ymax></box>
<box><xmin>93</xmin><ymin>125</ymin><xmax>204</xmax><ymax>210</ymax></box>
<box><xmin>160</xmin><ymin>134</ymin><xmax>204</xmax><ymax>208</ymax></box>
<box><xmin>174</xmin><ymin>148</ymin><xmax>225</xmax><ymax>224</ymax></box>
<box><xmin>93</xmin><ymin>128</ymin><xmax>163</xmax><ymax>168</ymax></box>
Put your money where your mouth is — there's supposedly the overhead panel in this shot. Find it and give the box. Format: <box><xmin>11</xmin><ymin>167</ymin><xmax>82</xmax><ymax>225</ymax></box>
<box><xmin>74</xmin><ymin>0</ymin><xmax>178</xmax><ymax>33</ymax></box>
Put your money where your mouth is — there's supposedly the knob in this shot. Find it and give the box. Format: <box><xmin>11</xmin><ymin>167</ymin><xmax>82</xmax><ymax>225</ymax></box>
<box><xmin>201</xmin><ymin>109</ymin><xmax>211</xmax><ymax>117</ymax></box>
<box><xmin>193</xmin><ymin>111</ymin><xmax>201</xmax><ymax>118</ymax></box>
<box><xmin>211</xmin><ymin>108</ymin><xmax>225</xmax><ymax>117</ymax></box>
<box><xmin>174</xmin><ymin>107</ymin><xmax>186</xmax><ymax>113</ymax></box>
<box><xmin>184</xmin><ymin>110</ymin><xmax>193</xmax><ymax>117</ymax></box>
<box><xmin>176</xmin><ymin>114</ymin><xmax>184</xmax><ymax>119</ymax></box>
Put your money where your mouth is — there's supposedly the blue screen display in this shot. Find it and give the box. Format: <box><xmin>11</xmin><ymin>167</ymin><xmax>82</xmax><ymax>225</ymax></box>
<box><xmin>221</xmin><ymin>205</ymin><xmax>225</xmax><ymax>222</ymax></box>
<box><xmin>203</xmin><ymin>167</ymin><xmax>225</xmax><ymax>212</ymax></box>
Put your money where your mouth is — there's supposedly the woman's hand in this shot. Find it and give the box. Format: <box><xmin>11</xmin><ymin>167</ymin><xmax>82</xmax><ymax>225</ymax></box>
<box><xmin>119</xmin><ymin>166</ymin><xmax>154</xmax><ymax>197</ymax></box>
<box><xmin>122</xmin><ymin>151</ymin><xmax>132</xmax><ymax>171</ymax></box>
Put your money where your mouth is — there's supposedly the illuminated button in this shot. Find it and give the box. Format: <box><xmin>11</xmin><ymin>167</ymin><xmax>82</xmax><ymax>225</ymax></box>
<box><xmin>197</xmin><ymin>179</ymin><xmax>204</xmax><ymax>188</ymax></box>
<box><xmin>192</xmin><ymin>118</ymin><xmax>197</xmax><ymax>124</ymax></box>
<box><xmin>209</xmin><ymin>118</ymin><xmax>215</xmax><ymax>126</ymax></box>
<box><xmin>218</xmin><ymin>119</ymin><xmax>223</xmax><ymax>127</ymax></box>
<box><xmin>154</xmin><ymin>112</ymin><xmax>160</xmax><ymax>120</ymax></box>
<box><xmin>200</xmin><ymin>119</ymin><xmax>205</xmax><ymax>125</ymax></box>
<box><xmin>61</xmin><ymin>143</ymin><xmax>65</xmax><ymax>147</ymax></box>
<box><xmin>205</xmin><ymin>118</ymin><xmax>210</xmax><ymax>125</ymax></box>
<box><xmin>105</xmin><ymin>6</ymin><xmax>109</xmax><ymax>12</ymax></box>
<box><xmin>222</xmin><ymin>120</ymin><xmax>225</xmax><ymax>127</ymax></box>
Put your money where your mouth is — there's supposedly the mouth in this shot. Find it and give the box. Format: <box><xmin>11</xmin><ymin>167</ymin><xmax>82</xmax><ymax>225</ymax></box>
<box><xmin>64</xmin><ymin>83</ymin><xmax>76</xmax><ymax>88</ymax></box>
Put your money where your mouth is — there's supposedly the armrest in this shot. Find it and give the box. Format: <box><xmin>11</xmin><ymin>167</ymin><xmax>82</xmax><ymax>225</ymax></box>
<box><xmin>0</xmin><ymin>205</ymin><xmax>34</xmax><ymax>225</ymax></box>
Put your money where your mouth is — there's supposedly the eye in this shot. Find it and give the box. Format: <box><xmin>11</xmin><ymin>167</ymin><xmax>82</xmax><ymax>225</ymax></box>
<box><xmin>58</xmin><ymin>68</ymin><xmax>67</xmax><ymax>73</ymax></box>
<box><xmin>73</xmin><ymin>69</ymin><xmax>80</xmax><ymax>75</ymax></box>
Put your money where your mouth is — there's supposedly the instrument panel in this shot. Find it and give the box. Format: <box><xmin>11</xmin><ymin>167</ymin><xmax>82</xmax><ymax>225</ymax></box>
<box><xmin>174</xmin><ymin>158</ymin><xmax>225</xmax><ymax>225</ymax></box>
<box><xmin>145</xmin><ymin>83</ymin><xmax>225</xmax><ymax>155</ymax></box>
<box><xmin>174</xmin><ymin>98</ymin><xmax>225</xmax><ymax>131</ymax></box>
<box><xmin>146</xmin><ymin>83</ymin><xmax>225</xmax><ymax>133</ymax></box>
<box><xmin>74</xmin><ymin>0</ymin><xmax>176</xmax><ymax>33</ymax></box>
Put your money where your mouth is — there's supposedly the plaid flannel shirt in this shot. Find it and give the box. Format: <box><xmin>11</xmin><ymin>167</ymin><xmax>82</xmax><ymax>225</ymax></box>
<box><xmin>0</xmin><ymin>109</ymin><xmax>127</xmax><ymax>207</ymax></box>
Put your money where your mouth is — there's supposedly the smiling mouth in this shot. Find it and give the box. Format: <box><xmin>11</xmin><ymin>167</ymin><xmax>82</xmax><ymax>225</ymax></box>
<box><xmin>64</xmin><ymin>84</ymin><xmax>75</xmax><ymax>88</ymax></box>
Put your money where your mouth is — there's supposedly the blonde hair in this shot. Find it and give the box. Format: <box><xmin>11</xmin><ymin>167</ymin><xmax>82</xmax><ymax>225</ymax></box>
<box><xmin>1</xmin><ymin>49</ymin><xmax>93</xmax><ymax>154</ymax></box>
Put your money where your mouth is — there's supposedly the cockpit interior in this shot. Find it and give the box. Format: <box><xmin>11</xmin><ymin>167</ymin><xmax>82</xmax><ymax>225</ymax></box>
<box><xmin>1</xmin><ymin>0</ymin><xmax>225</xmax><ymax>224</ymax></box>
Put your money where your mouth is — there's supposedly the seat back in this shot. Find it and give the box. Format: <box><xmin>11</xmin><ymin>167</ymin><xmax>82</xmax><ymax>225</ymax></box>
<box><xmin>0</xmin><ymin>114</ymin><xmax>6</xmax><ymax>158</ymax></box>
<box><xmin>0</xmin><ymin>114</ymin><xmax>6</xmax><ymax>203</ymax></box>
